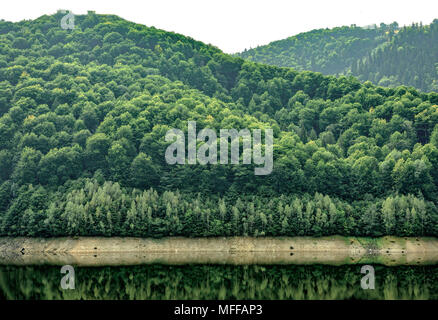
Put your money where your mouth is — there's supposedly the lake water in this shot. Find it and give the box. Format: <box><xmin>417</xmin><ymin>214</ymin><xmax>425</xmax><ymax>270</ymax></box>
<box><xmin>1</xmin><ymin>264</ymin><xmax>437</xmax><ymax>300</ymax></box>
<box><xmin>1</xmin><ymin>236</ymin><xmax>437</xmax><ymax>300</ymax></box>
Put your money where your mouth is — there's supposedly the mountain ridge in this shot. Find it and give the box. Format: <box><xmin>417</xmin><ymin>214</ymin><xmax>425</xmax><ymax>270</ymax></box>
<box><xmin>237</xmin><ymin>20</ymin><xmax>438</xmax><ymax>92</ymax></box>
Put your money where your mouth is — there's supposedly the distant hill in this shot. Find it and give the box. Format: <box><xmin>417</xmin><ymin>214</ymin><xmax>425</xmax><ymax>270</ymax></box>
<box><xmin>237</xmin><ymin>24</ymin><xmax>391</xmax><ymax>74</ymax></box>
<box><xmin>353</xmin><ymin>21</ymin><xmax>438</xmax><ymax>92</ymax></box>
<box><xmin>237</xmin><ymin>21</ymin><xmax>438</xmax><ymax>92</ymax></box>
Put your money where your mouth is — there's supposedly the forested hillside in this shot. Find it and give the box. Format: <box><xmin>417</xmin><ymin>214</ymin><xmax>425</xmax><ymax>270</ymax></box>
<box><xmin>238</xmin><ymin>24</ymin><xmax>391</xmax><ymax>74</ymax></box>
<box><xmin>0</xmin><ymin>11</ymin><xmax>438</xmax><ymax>238</ymax></box>
<box><xmin>238</xmin><ymin>21</ymin><xmax>438</xmax><ymax>92</ymax></box>
<box><xmin>353</xmin><ymin>22</ymin><xmax>438</xmax><ymax>92</ymax></box>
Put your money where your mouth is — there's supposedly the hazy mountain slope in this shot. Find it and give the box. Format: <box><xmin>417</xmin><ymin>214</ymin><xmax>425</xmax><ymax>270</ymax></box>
<box><xmin>352</xmin><ymin>21</ymin><xmax>438</xmax><ymax>92</ymax></box>
<box><xmin>237</xmin><ymin>21</ymin><xmax>438</xmax><ymax>92</ymax></box>
<box><xmin>237</xmin><ymin>24</ymin><xmax>392</xmax><ymax>74</ymax></box>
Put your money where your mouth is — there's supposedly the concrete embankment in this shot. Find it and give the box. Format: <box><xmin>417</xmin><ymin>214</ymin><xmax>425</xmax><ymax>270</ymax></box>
<box><xmin>0</xmin><ymin>236</ymin><xmax>437</xmax><ymax>266</ymax></box>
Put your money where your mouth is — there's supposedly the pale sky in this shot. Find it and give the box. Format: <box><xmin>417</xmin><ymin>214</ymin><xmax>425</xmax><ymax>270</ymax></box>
<box><xmin>1</xmin><ymin>0</ymin><xmax>438</xmax><ymax>53</ymax></box>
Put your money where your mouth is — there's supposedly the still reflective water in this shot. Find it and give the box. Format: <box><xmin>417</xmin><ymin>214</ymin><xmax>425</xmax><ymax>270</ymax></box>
<box><xmin>1</xmin><ymin>264</ymin><xmax>437</xmax><ymax>300</ymax></box>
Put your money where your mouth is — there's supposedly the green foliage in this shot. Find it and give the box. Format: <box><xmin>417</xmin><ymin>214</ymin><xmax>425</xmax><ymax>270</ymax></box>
<box><xmin>238</xmin><ymin>21</ymin><xmax>438</xmax><ymax>92</ymax></box>
<box><xmin>238</xmin><ymin>24</ymin><xmax>390</xmax><ymax>75</ymax></box>
<box><xmin>0</xmin><ymin>13</ymin><xmax>437</xmax><ymax>237</ymax></box>
<box><xmin>355</xmin><ymin>21</ymin><xmax>438</xmax><ymax>92</ymax></box>
<box><xmin>1</xmin><ymin>179</ymin><xmax>437</xmax><ymax>237</ymax></box>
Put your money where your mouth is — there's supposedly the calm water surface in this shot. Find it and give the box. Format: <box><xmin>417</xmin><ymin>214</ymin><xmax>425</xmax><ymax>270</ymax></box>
<box><xmin>1</xmin><ymin>264</ymin><xmax>437</xmax><ymax>300</ymax></box>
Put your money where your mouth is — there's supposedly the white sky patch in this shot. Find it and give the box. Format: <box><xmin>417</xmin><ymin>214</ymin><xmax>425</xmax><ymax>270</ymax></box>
<box><xmin>1</xmin><ymin>0</ymin><xmax>437</xmax><ymax>53</ymax></box>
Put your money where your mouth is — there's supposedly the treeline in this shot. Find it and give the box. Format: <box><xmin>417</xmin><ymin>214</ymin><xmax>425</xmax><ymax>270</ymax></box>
<box><xmin>1</xmin><ymin>179</ymin><xmax>437</xmax><ymax>237</ymax></box>
<box><xmin>0</xmin><ymin>12</ymin><xmax>438</xmax><ymax>237</ymax></box>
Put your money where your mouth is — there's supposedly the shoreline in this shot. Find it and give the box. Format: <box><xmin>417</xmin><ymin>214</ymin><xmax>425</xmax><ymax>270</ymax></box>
<box><xmin>1</xmin><ymin>236</ymin><xmax>438</xmax><ymax>266</ymax></box>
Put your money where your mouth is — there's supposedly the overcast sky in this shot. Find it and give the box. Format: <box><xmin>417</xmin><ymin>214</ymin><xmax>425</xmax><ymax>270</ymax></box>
<box><xmin>2</xmin><ymin>0</ymin><xmax>438</xmax><ymax>53</ymax></box>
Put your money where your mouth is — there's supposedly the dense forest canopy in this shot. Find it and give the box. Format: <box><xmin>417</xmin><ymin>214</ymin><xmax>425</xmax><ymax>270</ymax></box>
<box><xmin>237</xmin><ymin>21</ymin><xmax>438</xmax><ymax>92</ymax></box>
<box><xmin>0</xmin><ymin>11</ymin><xmax>438</xmax><ymax>237</ymax></box>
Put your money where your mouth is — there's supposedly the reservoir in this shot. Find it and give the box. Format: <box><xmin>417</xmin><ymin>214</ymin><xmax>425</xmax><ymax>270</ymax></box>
<box><xmin>1</xmin><ymin>236</ymin><xmax>437</xmax><ymax>300</ymax></box>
